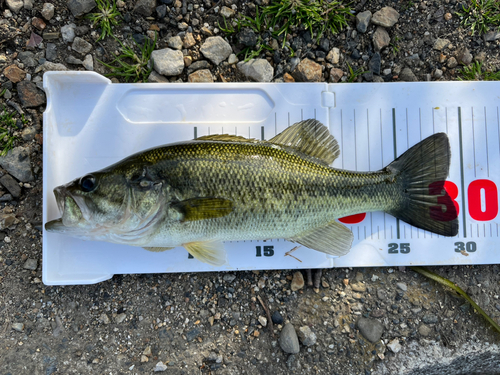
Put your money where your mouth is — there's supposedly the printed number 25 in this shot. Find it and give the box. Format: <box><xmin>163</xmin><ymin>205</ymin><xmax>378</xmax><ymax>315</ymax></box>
<box><xmin>388</xmin><ymin>243</ymin><xmax>410</xmax><ymax>254</ymax></box>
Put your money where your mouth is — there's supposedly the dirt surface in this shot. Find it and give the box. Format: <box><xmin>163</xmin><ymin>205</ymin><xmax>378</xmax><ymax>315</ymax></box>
<box><xmin>1</xmin><ymin>0</ymin><xmax>500</xmax><ymax>374</ymax></box>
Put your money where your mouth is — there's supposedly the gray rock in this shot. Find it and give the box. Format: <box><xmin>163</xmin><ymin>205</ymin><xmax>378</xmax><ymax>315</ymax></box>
<box><xmin>418</xmin><ymin>324</ymin><xmax>432</xmax><ymax>336</ymax></box>
<box><xmin>115</xmin><ymin>313</ymin><xmax>126</xmax><ymax>323</ymax></box>
<box><xmin>280</xmin><ymin>323</ymin><xmax>300</xmax><ymax>354</ymax></box>
<box><xmin>18</xmin><ymin>51</ymin><xmax>37</xmax><ymax>68</ymax></box>
<box><xmin>156</xmin><ymin>4</ymin><xmax>167</xmax><ymax>18</ymax></box>
<box><xmin>0</xmin><ymin>174</ymin><xmax>21</xmax><ymax>198</ymax></box>
<box><xmin>41</xmin><ymin>3</ymin><xmax>55</xmax><ymax>20</ymax></box>
<box><xmin>99</xmin><ymin>313</ymin><xmax>110</xmax><ymax>324</ymax></box>
<box><xmin>24</xmin><ymin>0</ymin><xmax>34</xmax><ymax>10</ymax></box>
<box><xmin>0</xmin><ymin>147</ymin><xmax>33</xmax><ymax>182</ymax></box>
<box><xmin>45</xmin><ymin>43</ymin><xmax>57</xmax><ymax>61</ymax></box>
<box><xmin>297</xmin><ymin>326</ymin><xmax>317</xmax><ymax>346</ymax></box>
<box><xmin>329</xmin><ymin>67</ymin><xmax>344</xmax><ymax>83</ymax></box>
<box><xmin>387</xmin><ymin>338</ymin><xmax>402</xmax><ymax>353</ymax></box>
<box><xmin>433</xmin><ymin>38</ymin><xmax>450</xmax><ymax>51</ymax></box>
<box><xmin>23</xmin><ymin>258</ymin><xmax>38</xmax><ymax>270</ymax></box>
<box><xmin>396</xmin><ymin>282</ymin><xmax>407</xmax><ymax>291</ymax></box>
<box><xmin>52</xmin><ymin>316</ymin><xmax>64</xmax><ymax>337</ymax></box>
<box><xmin>369</xmin><ymin>52</ymin><xmax>381</xmax><ymax>75</ymax></box>
<box><xmin>433</xmin><ymin>69</ymin><xmax>443</xmax><ymax>79</ymax></box>
<box><xmin>186</xmin><ymin>327</ymin><xmax>201</xmax><ymax>342</ymax></box>
<box><xmin>17</xmin><ymin>81</ymin><xmax>46</xmax><ymax>108</ymax></box>
<box><xmin>83</xmin><ymin>54</ymin><xmax>93</xmax><ymax>71</ymax></box>
<box><xmin>6</xmin><ymin>0</ymin><xmax>23</xmax><ymax>13</ymax></box>
<box><xmin>456</xmin><ymin>47</ymin><xmax>473</xmax><ymax>65</ymax></box>
<box><xmin>177</xmin><ymin>22</ymin><xmax>189</xmax><ymax>30</ymax></box>
<box><xmin>372</xmin><ymin>7</ymin><xmax>399</xmax><ymax>28</ymax></box>
<box><xmin>400</xmin><ymin>67</ymin><xmax>417</xmax><ymax>82</ymax></box>
<box><xmin>227</xmin><ymin>54</ymin><xmax>238</xmax><ymax>64</ymax></box>
<box><xmin>0</xmin><ymin>194</ymin><xmax>13</xmax><ymax>202</ymax></box>
<box><xmin>67</xmin><ymin>0</ymin><xmax>96</xmax><ymax>17</ymax></box>
<box><xmin>286</xmin><ymin>354</ymin><xmax>301</xmax><ymax>371</ymax></box>
<box><xmin>66</xmin><ymin>55</ymin><xmax>83</xmax><ymax>65</ymax></box>
<box><xmin>154</xmin><ymin>361</ymin><xmax>168</xmax><ymax>372</ymax></box>
<box><xmin>167</xmin><ymin>36</ymin><xmax>183</xmax><ymax>50</ymax></box>
<box><xmin>223</xmin><ymin>274</ymin><xmax>236</xmax><ymax>282</ymax></box>
<box><xmin>238</xmin><ymin>28</ymin><xmax>257</xmax><ymax>47</ymax></box>
<box><xmin>186</xmin><ymin>60</ymin><xmax>211</xmax><ymax>75</ymax></box>
<box><xmin>61</xmin><ymin>24</ymin><xmax>76</xmax><ymax>43</ymax></box>
<box><xmin>72</xmin><ymin>37</ymin><xmax>92</xmax><ymax>55</ymax></box>
<box><xmin>200</xmin><ymin>36</ymin><xmax>232</xmax><ymax>65</ymax></box>
<box><xmin>356</xmin><ymin>317</ymin><xmax>384</xmax><ymax>343</ymax></box>
<box><xmin>484</xmin><ymin>31</ymin><xmax>500</xmax><ymax>42</ymax></box>
<box><xmin>133</xmin><ymin>0</ymin><xmax>156</xmax><ymax>16</ymax></box>
<box><xmin>422</xmin><ymin>313</ymin><xmax>438</xmax><ymax>324</ymax></box>
<box><xmin>447</xmin><ymin>57</ymin><xmax>458</xmax><ymax>69</ymax></box>
<box><xmin>12</xmin><ymin>322</ymin><xmax>24</xmax><ymax>332</ymax></box>
<box><xmin>220</xmin><ymin>5</ymin><xmax>234</xmax><ymax>18</ymax></box>
<box><xmin>373</xmin><ymin>27</ymin><xmax>390</xmax><ymax>52</ymax></box>
<box><xmin>356</xmin><ymin>11</ymin><xmax>372</xmax><ymax>33</ymax></box>
<box><xmin>151</xmin><ymin>48</ymin><xmax>184</xmax><ymax>76</ymax></box>
<box><xmin>237</xmin><ymin>59</ymin><xmax>274</xmax><ymax>82</ymax></box>
<box><xmin>148</xmin><ymin>71</ymin><xmax>168</xmax><ymax>83</ymax></box>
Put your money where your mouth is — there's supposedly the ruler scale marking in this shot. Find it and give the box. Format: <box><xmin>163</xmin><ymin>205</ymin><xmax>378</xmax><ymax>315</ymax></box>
<box><xmin>458</xmin><ymin>107</ymin><xmax>467</xmax><ymax>238</ymax></box>
<box><xmin>392</xmin><ymin>108</ymin><xmax>401</xmax><ymax>240</ymax></box>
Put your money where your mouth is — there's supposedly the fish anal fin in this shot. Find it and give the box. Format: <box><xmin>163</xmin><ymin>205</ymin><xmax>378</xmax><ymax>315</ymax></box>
<box><xmin>173</xmin><ymin>197</ymin><xmax>233</xmax><ymax>222</ymax></box>
<box><xmin>289</xmin><ymin>221</ymin><xmax>353</xmax><ymax>256</ymax></box>
<box><xmin>270</xmin><ymin>119</ymin><xmax>340</xmax><ymax>165</ymax></box>
<box><xmin>143</xmin><ymin>246</ymin><xmax>175</xmax><ymax>252</ymax></box>
<box><xmin>196</xmin><ymin>134</ymin><xmax>259</xmax><ymax>142</ymax></box>
<box><xmin>184</xmin><ymin>241</ymin><xmax>226</xmax><ymax>266</ymax></box>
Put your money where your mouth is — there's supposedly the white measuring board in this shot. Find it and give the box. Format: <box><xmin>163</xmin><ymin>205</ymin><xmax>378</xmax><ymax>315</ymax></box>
<box><xmin>42</xmin><ymin>71</ymin><xmax>500</xmax><ymax>285</ymax></box>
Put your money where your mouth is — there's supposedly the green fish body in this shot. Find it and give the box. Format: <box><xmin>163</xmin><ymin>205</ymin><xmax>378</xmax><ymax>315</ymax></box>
<box><xmin>46</xmin><ymin>120</ymin><xmax>458</xmax><ymax>265</ymax></box>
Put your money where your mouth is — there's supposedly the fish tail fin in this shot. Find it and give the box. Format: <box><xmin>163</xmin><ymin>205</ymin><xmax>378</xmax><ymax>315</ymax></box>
<box><xmin>386</xmin><ymin>133</ymin><xmax>459</xmax><ymax>236</ymax></box>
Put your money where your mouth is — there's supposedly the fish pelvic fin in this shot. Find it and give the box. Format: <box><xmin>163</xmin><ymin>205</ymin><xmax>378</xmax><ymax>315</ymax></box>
<box><xmin>386</xmin><ymin>132</ymin><xmax>459</xmax><ymax>236</ymax></box>
<box><xmin>270</xmin><ymin>119</ymin><xmax>340</xmax><ymax>165</ymax></box>
<box><xmin>289</xmin><ymin>220</ymin><xmax>354</xmax><ymax>256</ymax></box>
<box><xmin>184</xmin><ymin>240</ymin><xmax>227</xmax><ymax>266</ymax></box>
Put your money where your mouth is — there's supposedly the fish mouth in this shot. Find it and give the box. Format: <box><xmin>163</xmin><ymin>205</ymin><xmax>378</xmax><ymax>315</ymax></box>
<box><xmin>50</xmin><ymin>186</ymin><xmax>87</xmax><ymax>229</ymax></box>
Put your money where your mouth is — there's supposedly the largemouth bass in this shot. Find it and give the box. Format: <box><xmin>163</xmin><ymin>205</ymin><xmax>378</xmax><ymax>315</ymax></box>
<box><xmin>45</xmin><ymin>119</ymin><xmax>458</xmax><ymax>265</ymax></box>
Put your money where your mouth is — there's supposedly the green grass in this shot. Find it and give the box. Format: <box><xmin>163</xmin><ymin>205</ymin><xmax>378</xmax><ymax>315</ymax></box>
<box><xmin>263</xmin><ymin>0</ymin><xmax>352</xmax><ymax>45</ymax></box>
<box><xmin>99</xmin><ymin>33</ymin><xmax>157</xmax><ymax>83</ymax></box>
<box><xmin>456</xmin><ymin>0</ymin><xmax>500</xmax><ymax>35</ymax></box>
<box><xmin>237</xmin><ymin>43</ymin><xmax>273</xmax><ymax>62</ymax></box>
<box><xmin>459</xmin><ymin>61</ymin><xmax>500</xmax><ymax>81</ymax></box>
<box><xmin>87</xmin><ymin>0</ymin><xmax>121</xmax><ymax>41</ymax></box>
<box><xmin>219</xmin><ymin>0</ymin><xmax>352</xmax><ymax>47</ymax></box>
<box><xmin>0</xmin><ymin>107</ymin><xmax>18</xmax><ymax>156</ymax></box>
<box><xmin>345</xmin><ymin>62</ymin><xmax>367</xmax><ymax>83</ymax></box>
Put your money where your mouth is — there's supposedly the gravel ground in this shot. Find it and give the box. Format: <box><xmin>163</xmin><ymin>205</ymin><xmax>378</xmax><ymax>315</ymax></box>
<box><xmin>1</xmin><ymin>0</ymin><xmax>500</xmax><ymax>374</ymax></box>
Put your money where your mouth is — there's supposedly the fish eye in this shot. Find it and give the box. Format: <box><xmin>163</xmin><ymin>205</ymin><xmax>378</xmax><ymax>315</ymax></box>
<box><xmin>80</xmin><ymin>174</ymin><xmax>96</xmax><ymax>192</ymax></box>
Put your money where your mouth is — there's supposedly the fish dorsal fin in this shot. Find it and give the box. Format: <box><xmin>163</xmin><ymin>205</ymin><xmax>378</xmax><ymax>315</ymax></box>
<box><xmin>173</xmin><ymin>197</ymin><xmax>233</xmax><ymax>221</ymax></box>
<box><xmin>195</xmin><ymin>134</ymin><xmax>259</xmax><ymax>143</ymax></box>
<box><xmin>184</xmin><ymin>240</ymin><xmax>226</xmax><ymax>266</ymax></box>
<box><xmin>289</xmin><ymin>220</ymin><xmax>353</xmax><ymax>256</ymax></box>
<box><xmin>270</xmin><ymin>119</ymin><xmax>340</xmax><ymax>165</ymax></box>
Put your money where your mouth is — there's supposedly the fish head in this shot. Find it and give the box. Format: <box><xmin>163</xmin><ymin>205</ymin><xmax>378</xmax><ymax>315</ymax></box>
<box><xmin>45</xmin><ymin>165</ymin><xmax>168</xmax><ymax>243</ymax></box>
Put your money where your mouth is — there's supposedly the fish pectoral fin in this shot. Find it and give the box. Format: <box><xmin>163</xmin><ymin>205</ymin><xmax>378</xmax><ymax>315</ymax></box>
<box><xmin>184</xmin><ymin>241</ymin><xmax>227</xmax><ymax>266</ymax></box>
<box><xmin>173</xmin><ymin>197</ymin><xmax>233</xmax><ymax>222</ymax></box>
<box><xmin>270</xmin><ymin>119</ymin><xmax>340</xmax><ymax>165</ymax></box>
<box><xmin>143</xmin><ymin>246</ymin><xmax>176</xmax><ymax>252</ymax></box>
<box><xmin>195</xmin><ymin>134</ymin><xmax>259</xmax><ymax>143</ymax></box>
<box><xmin>289</xmin><ymin>221</ymin><xmax>353</xmax><ymax>256</ymax></box>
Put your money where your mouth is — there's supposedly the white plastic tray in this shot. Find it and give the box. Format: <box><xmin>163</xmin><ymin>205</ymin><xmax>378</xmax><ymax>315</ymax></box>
<box><xmin>42</xmin><ymin>71</ymin><xmax>500</xmax><ymax>285</ymax></box>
